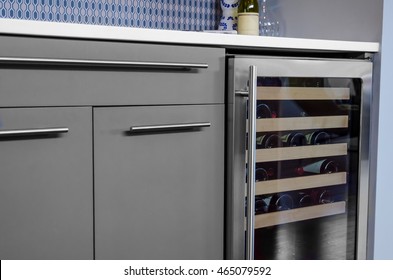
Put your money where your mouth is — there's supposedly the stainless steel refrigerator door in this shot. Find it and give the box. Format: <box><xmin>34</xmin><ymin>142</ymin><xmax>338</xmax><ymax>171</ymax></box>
<box><xmin>227</xmin><ymin>56</ymin><xmax>373</xmax><ymax>260</ymax></box>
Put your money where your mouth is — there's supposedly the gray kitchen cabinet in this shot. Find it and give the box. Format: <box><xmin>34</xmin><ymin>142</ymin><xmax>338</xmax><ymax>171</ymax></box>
<box><xmin>0</xmin><ymin>107</ymin><xmax>93</xmax><ymax>259</ymax></box>
<box><xmin>94</xmin><ymin>104</ymin><xmax>224</xmax><ymax>259</ymax></box>
<box><xmin>0</xmin><ymin>34</ymin><xmax>225</xmax><ymax>259</ymax></box>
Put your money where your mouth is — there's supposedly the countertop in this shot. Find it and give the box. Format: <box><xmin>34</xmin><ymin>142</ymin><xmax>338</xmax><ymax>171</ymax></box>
<box><xmin>0</xmin><ymin>18</ymin><xmax>379</xmax><ymax>53</ymax></box>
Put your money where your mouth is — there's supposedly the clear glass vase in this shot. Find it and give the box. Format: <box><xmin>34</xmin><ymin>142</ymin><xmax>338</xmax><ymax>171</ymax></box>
<box><xmin>259</xmin><ymin>0</ymin><xmax>280</xmax><ymax>36</ymax></box>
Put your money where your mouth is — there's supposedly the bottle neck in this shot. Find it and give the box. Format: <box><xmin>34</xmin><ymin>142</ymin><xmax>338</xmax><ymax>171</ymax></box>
<box><xmin>239</xmin><ymin>0</ymin><xmax>259</xmax><ymax>13</ymax></box>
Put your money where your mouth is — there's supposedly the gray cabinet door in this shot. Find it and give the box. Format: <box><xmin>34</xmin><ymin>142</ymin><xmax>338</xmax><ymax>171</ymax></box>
<box><xmin>94</xmin><ymin>105</ymin><xmax>224</xmax><ymax>259</ymax></box>
<box><xmin>0</xmin><ymin>107</ymin><xmax>93</xmax><ymax>259</ymax></box>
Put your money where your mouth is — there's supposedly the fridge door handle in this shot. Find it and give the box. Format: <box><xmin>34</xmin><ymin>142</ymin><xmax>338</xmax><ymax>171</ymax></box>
<box><xmin>246</xmin><ymin>65</ymin><xmax>258</xmax><ymax>260</ymax></box>
<box><xmin>235</xmin><ymin>90</ymin><xmax>250</xmax><ymax>97</ymax></box>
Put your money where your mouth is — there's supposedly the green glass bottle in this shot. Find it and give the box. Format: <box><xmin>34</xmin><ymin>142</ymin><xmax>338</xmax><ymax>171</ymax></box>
<box><xmin>237</xmin><ymin>0</ymin><xmax>259</xmax><ymax>35</ymax></box>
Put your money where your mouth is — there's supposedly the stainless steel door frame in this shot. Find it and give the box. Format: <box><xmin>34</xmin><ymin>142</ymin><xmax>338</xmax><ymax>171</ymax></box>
<box><xmin>226</xmin><ymin>56</ymin><xmax>373</xmax><ymax>260</ymax></box>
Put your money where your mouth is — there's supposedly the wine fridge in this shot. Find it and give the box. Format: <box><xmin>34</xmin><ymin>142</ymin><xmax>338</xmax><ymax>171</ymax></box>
<box><xmin>226</xmin><ymin>55</ymin><xmax>373</xmax><ymax>260</ymax></box>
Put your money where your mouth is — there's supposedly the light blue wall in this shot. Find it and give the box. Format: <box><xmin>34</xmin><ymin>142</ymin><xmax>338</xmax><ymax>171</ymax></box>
<box><xmin>275</xmin><ymin>0</ymin><xmax>382</xmax><ymax>42</ymax></box>
<box><xmin>374</xmin><ymin>0</ymin><xmax>393</xmax><ymax>260</ymax></box>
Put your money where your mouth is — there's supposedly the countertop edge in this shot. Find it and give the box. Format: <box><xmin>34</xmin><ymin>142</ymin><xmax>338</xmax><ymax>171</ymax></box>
<box><xmin>0</xmin><ymin>19</ymin><xmax>380</xmax><ymax>53</ymax></box>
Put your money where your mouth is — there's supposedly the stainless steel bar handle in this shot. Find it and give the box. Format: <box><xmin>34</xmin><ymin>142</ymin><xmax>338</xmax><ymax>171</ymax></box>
<box><xmin>235</xmin><ymin>90</ymin><xmax>250</xmax><ymax>97</ymax></box>
<box><xmin>0</xmin><ymin>57</ymin><xmax>208</xmax><ymax>70</ymax></box>
<box><xmin>246</xmin><ymin>65</ymin><xmax>257</xmax><ymax>260</ymax></box>
<box><xmin>130</xmin><ymin>122</ymin><xmax>211</xmax><ymax>133</ymax></box>
<box><xmin>0</xmin><ymin>127</ymin><xmax>69</xmax><ymax>137</ymax></box>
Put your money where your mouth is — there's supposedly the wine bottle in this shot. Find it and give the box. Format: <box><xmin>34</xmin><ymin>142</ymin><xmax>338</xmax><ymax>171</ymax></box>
<box><xmin>237</xmin><ymin>0</ymin><xmax>259</xmax><ymax>35</ymax></box>
<box><xmin>255</xmin><ymin>197</ymin><xmax>268</xmax><ymax>214</ymax></box>
<box><xmin>266</xmin><ymin>193</ymin><xmax>294</xmax><ymax>212</ymax></box>
<box><xmin>255</xmin><ymin>167</ymin><xmax>268</xmax><ymax>182</ymax></box>
<box><xmin>256</xmin><ymin>133</ymin><xmax>280</xmax><ymax>149</ymax></box>
<box><xmin>281</xmin><ymin>132</ymin><xmax>307</xmax><ymax>147</ymax></box>
<box><xmin>306</xmin><ymin>131</ymin><xmax>331</xmax><ymax>145</ymax></box>
<box><xmin>297</xmin><ymin>159</ymin><xmax>339</xmax><ymax>176</ymax></box>
<box><xmin>255</xmin><ymin>166</ymin><xmax>275</xmax><ymax>181</ymax></box>
<box><xmin>318</xmin><ymin>189</ymin><xmax>334</xmax><ymax>204</ymax></box>
<box><xmin>257</xmin><ymin>103</ymin><xmax>274</xmax><ymax>118</ymax></box>
<box><xmin>297</xmin><ymin>191</ymin><xmax>314</xmax><ymax>208</ymax></box>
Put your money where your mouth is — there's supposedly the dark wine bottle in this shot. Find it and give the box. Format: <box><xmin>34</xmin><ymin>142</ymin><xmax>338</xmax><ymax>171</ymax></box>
<box><xmin>255</xmin><ymin>197</ymin><xmax>268</xmax><ymax>214</ymax></box>
<box><xmin>306</xmin><ymin>131</ymin><xmax>331</xmax><ymax>145</ymax></box>
<box><xmin>297</xmin><ymin>159</ymin><xmax>339</xmax><ymax>176</ymax></box>
<box><xmin>281</xmin><ymin>132</ymin><xmax>307</xmax><ymax>147</ymax></box>
<box><xmin>255</xmin><ymin>167</ymin><xmax>275</xmax><ymax>181</ymax></box>
<box><xmin>257</xmin><ymin>103</ymin><xmax>275</xmax><ymax>118</ymax></box>
<box><xmin>256</xmin><ymin>133</ymin><xmax>280</xmax><ymax>149</ymax></box>
<box><xmin>255</xmin><ymin>167</ymin><xmax>268</xmax><ymax>182</ymax></box>
<box><xmin>267</xmin><ymin>193</ymin><xmax>294</xmax><ymax>212</ymax></box>
<box><xmin>256</xmin><ymin>162</ymin><xmax>277</xmax><ymax>179</ymax></box>
<box><xmin>297</xmin><ymin>191</ymin><xmax>314</xmax><ymax>208</ymax></box>
<box><xmin>318</xmin><ymin>189</ymin><xmax>334</xmax><ymax>204</ymax></box>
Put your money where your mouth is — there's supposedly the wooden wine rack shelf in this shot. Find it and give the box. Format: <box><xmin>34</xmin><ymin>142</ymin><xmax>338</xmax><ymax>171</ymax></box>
<box><xmin>255</xmin><ymin>172</ymin><xmax>347</xmax><ymax>196</ymax></box>
<box><xmin>257</xmin><ymin>87</ymin><xmax>350</xmax><ymax>100</ymax></box>
<box><xmin>257</xmin><ymin>116</ymin><xmax>349</xmax><ymax>132</ymax></box>
<box><xmin>251</xmin><ymin>86</ymin><xmax>350</xmax><ymax>229</ymax></box>
<box><xmin>256</xmin><ymin>143</ymin><xmax>347</xmax><ymax>163</ymax></box>
<box><xmin>254</xmin><ymin>201</ymin><xmax>346</xmax><ymax>229</ymax></box>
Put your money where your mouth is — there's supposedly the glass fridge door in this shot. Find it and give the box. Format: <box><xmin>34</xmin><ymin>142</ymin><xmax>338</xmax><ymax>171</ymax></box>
<box><xmin>253</xmin><ymin>76</ymin><xmax>361</xmax><ymax>260</ymax></box>
<box><xmin>227</xmin><ymin>56</ymin><xmax>373</xmax><ymax>260</ymax></box>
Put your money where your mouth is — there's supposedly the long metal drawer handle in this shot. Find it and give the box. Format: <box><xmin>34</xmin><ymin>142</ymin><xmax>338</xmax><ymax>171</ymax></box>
<box><xmin>130</xmin><ymin>122</ymin><xmax>211</xmax><ymax>133</ymax></box>
<box><xmin>0</xmin><ymin>127</ymin><xmax>69</xmax><ymax>137</ymax></box>
<box><xmin>246</xmin><ymin>65</ymin><xmax>257</xmax><ymax>260</ymax></box>
<box><xmin>0</xmin><ymin>57</ymin><xmax>208</xmax><ymax>70</ymax></box>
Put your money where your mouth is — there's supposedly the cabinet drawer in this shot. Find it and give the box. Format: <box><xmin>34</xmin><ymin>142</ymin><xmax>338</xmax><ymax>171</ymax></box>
<box><xmin>0</xmin><ymin>36</ymin><xmax>224</xmax><ymax>107</ymax></box>
<box><xmin>0</xmin><ymin>107</ymin><xmax>93</xmax><ymax>259</ymax></box>
<box><xmin>94</xmin><ymin>104</ymin><xmax>224</xmax><ymax>259</ymax></box>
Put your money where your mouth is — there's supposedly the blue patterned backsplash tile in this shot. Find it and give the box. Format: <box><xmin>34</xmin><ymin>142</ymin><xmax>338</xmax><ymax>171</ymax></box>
<box><xmin>0</xmin><ymin>0</ymin><xmax>221</xmax><ymax>31</ymax></box>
